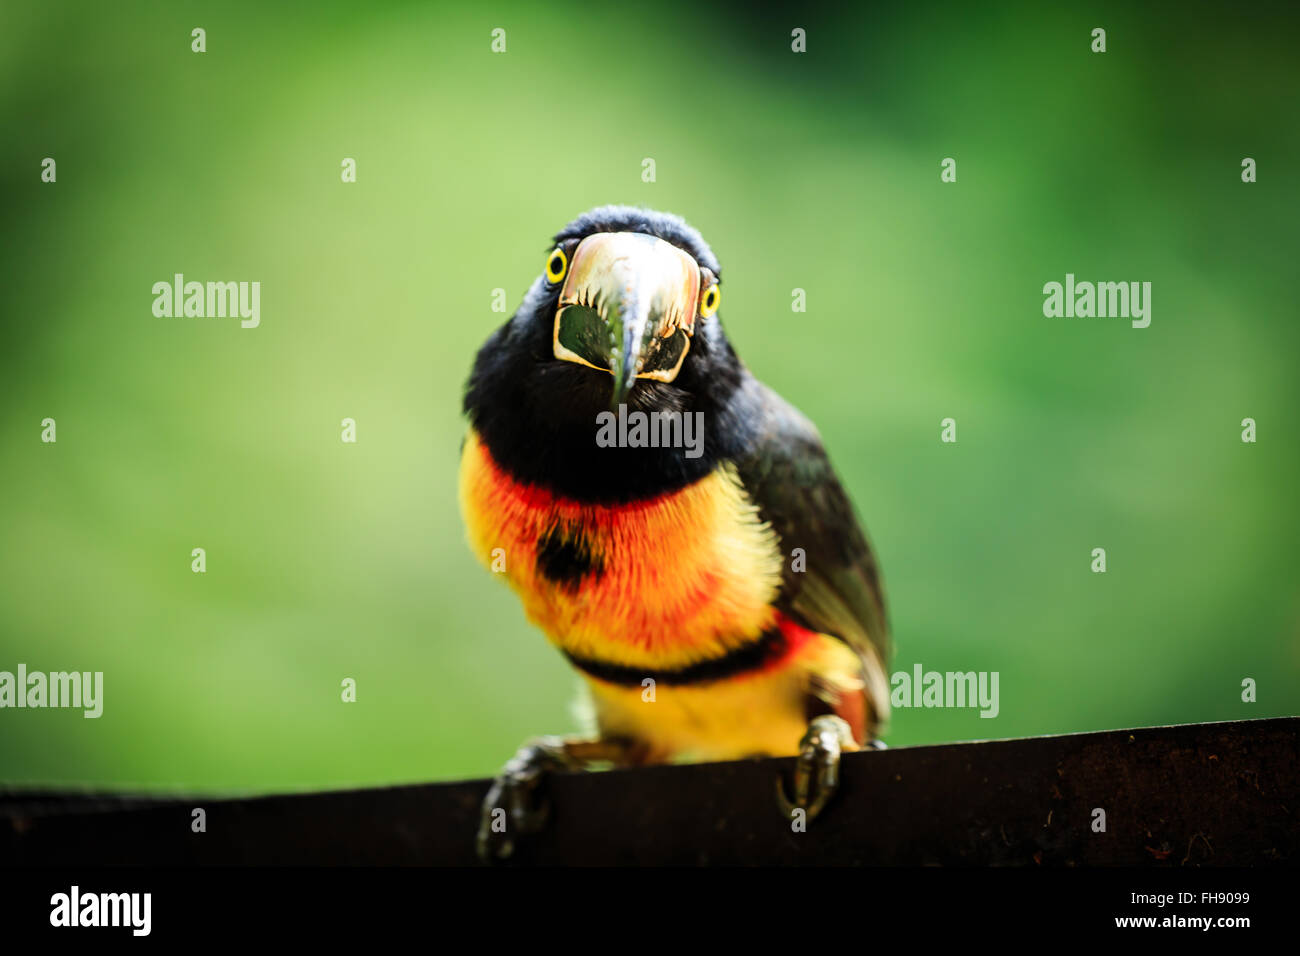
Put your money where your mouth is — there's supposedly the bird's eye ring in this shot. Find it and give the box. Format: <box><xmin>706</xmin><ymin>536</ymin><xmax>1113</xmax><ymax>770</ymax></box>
<box><xmin>700</xmin><ymin>283</ymin><xmax>720</xmax><ymax>318</ymax></box>
<box><xmin>545</xmin><ymin>248</ymin><xmax>568</xmax><ymax>284</ymax></box>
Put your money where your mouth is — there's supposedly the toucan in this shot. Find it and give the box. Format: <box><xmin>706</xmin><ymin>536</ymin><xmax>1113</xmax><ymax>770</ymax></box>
<box><xmin>460</xmin><ymin>206</ymin><xmax>889</xmax><ymax>860</ymax></box>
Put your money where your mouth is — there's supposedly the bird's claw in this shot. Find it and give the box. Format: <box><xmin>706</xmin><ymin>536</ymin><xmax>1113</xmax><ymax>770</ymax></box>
<box><xmin>476</xmin><ymin>736</ymin><xmax>571</xmax><ymax>862</ymax></box>
<box><xmin>776</xmin><ymin>715</ymin><xmax>856</xmax><ymax>824</ymax></box>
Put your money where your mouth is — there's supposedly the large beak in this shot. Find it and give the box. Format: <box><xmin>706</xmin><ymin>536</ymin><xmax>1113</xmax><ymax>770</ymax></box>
<box><xmin>553</xmin><ymin>232</ymin><xmax>700</xmax><ymax>407</ymax></box>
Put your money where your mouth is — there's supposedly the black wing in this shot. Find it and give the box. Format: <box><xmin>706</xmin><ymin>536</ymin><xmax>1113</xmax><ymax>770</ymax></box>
<box><xmin>734</xmin><ymin>382</ymin><xmax>890</xmax><ymax>724</ymax></box>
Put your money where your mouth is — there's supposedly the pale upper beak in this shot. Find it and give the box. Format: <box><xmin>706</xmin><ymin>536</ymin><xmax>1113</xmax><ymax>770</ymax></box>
<box><xmin>553</xmin><ymin>232</ymin><xmax>700</xmax><ymax>406</ymax></box>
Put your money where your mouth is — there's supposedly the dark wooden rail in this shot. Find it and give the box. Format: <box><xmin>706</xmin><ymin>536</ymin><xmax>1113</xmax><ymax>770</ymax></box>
<box><xmin>2</xmin><ymin>717</ymin><xmax>1294</xmax><ymax>865</ymax></box>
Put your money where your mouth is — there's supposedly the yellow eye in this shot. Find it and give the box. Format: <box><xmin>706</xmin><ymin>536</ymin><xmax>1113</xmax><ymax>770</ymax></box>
<box><xmin>700</xmin><ymin>283</ymin><xmax>720</xmax><ymax>318</ymax></box>
<box><xmin>546</xmin><ymin>248</ymin><xmax>568</xmax><ymax>284</ymax></box>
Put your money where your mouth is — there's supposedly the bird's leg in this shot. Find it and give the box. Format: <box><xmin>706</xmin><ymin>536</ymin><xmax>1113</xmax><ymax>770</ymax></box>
<box><xmin>476</xmin><ymin>735</ymin><xmax>639</xmax><ymax>862</ymax></box>
<box><xmin>776</xmin><ymin>715</ymin><xmax>859</xmax><ymax>824</ymax></box>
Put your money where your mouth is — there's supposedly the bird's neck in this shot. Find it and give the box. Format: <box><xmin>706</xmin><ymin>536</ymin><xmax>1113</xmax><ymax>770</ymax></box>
<box><xmin>466</xmin><ymin>372</ymin><xmax>761</xmax><ymax>507</ymax></box>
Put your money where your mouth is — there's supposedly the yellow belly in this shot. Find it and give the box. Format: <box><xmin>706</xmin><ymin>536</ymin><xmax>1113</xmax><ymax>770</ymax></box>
<box><xmin>582</xmin><ymin>632</ymin><xmax>865</xmax><ymax>761</ymax></box>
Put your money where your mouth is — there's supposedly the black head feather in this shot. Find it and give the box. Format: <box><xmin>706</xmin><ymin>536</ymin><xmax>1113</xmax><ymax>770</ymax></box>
<box><xmin>551</xmin><ymin>205</ymin><xmax>722</xmax><ymax>278</ymax></box>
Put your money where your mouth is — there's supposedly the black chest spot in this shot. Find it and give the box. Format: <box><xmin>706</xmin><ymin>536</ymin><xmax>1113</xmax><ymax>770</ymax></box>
<box><xmin>536</xmin><ymin>521</ymin><xmax>605</xmax><ymax>592</ymax></box>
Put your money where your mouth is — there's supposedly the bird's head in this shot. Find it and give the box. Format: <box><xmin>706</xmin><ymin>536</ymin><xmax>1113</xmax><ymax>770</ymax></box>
<box><xmin>544</xmin><ymin>209</ymin><xmax>722</xmax><ymax>408</ymax></box>
<box><xmin>465</xmin><ymin>206</ymin><xmax>757</xmax><ymax>501</ymax></box>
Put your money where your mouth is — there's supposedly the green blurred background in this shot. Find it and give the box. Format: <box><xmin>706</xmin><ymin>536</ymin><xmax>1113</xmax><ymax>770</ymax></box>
<box><xmin>1</xmin><ymin>1</ymin><xmax>1296</xmax><ymax>792</ymax></box>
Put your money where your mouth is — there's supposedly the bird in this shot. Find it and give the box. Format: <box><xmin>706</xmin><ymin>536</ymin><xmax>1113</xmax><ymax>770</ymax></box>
<box><xmin>460</xmin><ymin>206</ymin><xmax>889</xmax><ymax>860</ymax></box>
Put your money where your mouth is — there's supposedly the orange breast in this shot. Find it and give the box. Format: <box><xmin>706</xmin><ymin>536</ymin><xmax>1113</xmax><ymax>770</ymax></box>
<box><xmin>458</xmin><ymin>429</ymin><xmax>785</xmax><ymax>671</ymax></box>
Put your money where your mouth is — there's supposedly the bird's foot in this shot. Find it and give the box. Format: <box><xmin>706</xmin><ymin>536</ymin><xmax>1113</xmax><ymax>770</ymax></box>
<box><xmin>477</xmin><ymin>735</ymin><xmax>638</xmax><ymax>862</ymax></box>
<box><xmin>776</xmin><ymin>715</ymin><xmax>858</xmax><ymax>824</ymax></box>
<box><xmin>476</xmin><ymin>736</ymin><xmax>575</xmax><ymax>862</ymax></box>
